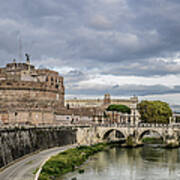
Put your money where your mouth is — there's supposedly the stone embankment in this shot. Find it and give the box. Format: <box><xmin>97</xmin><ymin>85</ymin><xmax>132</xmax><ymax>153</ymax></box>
<box><xmin>0</xmin><ymin>126</ymin><xmax>76</xmax><ymax>168</ymax></box>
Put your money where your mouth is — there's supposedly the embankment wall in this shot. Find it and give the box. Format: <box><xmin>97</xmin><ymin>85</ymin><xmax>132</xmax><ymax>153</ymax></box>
<box><xmin>0</xmin><ymin>126</ymin><xmax>76</xmax><ymax>168</ymax></box>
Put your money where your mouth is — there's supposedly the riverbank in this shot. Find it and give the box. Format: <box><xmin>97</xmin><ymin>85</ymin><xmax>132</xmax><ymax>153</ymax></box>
<box><xmin>39</xmin><ymin>143</ymin><xmax>109</xmax><ymax>180</ymax></box>
<box><xmin>142</xmin><ymin>137</ymin><xmax>180</xmax><ymax>148</ymax></box>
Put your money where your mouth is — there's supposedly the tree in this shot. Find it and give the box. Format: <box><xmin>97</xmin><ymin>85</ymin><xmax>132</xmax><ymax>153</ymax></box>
<box><xmin>106</xmin><ymin>104</ymin><xmax>131</xmax><ymax>114</ymax></box>
<box><xmin>137</xmin><ymin>100</ymin><xmax>172</xmax><ymax>123</ymax></box>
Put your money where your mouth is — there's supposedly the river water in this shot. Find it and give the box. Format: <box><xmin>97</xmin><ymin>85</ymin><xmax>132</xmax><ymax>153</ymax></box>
<box><xmin>59</xmin><ymin>147</ymin><xmax>180</xmax><ymax>180</ymax></box>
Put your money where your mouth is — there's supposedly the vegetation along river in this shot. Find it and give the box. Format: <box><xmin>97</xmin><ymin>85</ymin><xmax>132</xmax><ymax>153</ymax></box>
<box><xmin>59</xmin><ymin>147</ymin><xmax>180</xmax><ymax>180</ymax></box>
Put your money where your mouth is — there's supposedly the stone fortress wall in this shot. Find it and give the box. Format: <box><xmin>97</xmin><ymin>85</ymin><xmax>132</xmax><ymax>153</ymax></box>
<box><xmin>0</xmin><ymin>56</ymin><xmax>65</xmax><ymax>125</ymax></box>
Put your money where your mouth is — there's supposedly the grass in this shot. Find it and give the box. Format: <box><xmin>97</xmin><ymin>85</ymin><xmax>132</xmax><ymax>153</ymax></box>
<box><xmin>38</xmin><ymin>143</ymin><xmax>108</xmax><ymax>180</ymax></box>
<box><xmin>33</xmin><ymin>167</ymin><xmax>39</xmax><ymax>175</ymax></box>
<box><xmin>142</xmin><ymin>137</ymin><xmax>163</xmax><ymax>144</ymax></box>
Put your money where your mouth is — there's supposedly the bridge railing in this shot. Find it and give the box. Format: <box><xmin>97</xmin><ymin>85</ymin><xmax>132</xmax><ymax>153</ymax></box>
<box><xmin>2</xmin><ymin>122</ymin><xmax>180</xmax><ymax>129</ymax></box>
<box><xmin>93</xmin><ymin>123</ymin><xmax>178</xmax><ymax>128</ymax></box>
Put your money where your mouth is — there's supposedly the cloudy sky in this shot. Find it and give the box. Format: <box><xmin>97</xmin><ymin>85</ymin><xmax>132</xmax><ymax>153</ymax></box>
<box><xmin>1</xmin><ymin>0</ymin><xmax>180</xmax><ymax>104</ymax></box>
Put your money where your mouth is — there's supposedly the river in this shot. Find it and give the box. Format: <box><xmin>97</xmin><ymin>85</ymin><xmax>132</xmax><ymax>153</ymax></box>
<box><xmin>59</xmin><ymin>147</ymin><xmax>180</xmax><ymax>180</ymax></box>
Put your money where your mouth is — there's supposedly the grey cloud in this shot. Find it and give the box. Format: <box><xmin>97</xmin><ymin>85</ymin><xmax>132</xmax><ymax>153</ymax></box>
<box><xmin>89</xmin><ymin>15</ymin><xmax>113</xmax><ymax>30</ymax></box>
<box><xmin>64</xmin><ymin>70</ymin><xmax>89</xmax><ymax>84</ymax></box>
<box><xmin>100</xmin><ymin>59</ymin><xmax>180</xmax><ymax>76</ymax></box>
<box><xmin>1</xmin><ymin>0</ymin><xmax>180</xmax><ymax>97</ymax></box>
<box><xmin>0</xmin><ymin>0</ymin><xmax>179</xmax><ymax>67</ymax></box>
<box><xmin>66</xmin><ymin>84</ymin><xmax>180</xmax><ymax>97</ymax></box>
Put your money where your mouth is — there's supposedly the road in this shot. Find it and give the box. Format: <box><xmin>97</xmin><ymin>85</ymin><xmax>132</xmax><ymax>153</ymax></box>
<box><xmin>0</xmin><ymin>144</ymin><xmax>77</xmax><ymax>180</ymax></box>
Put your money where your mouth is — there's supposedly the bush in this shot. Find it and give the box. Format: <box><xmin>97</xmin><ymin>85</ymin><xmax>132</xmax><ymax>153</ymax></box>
<box><xmin>137</xmin><ymin>100</ymin><xmax>172</xmax><ymax>123</ymax></box>
<box><xmin>39</xmin><ymin>143</ymin><xmax>108</xmax><ymax>180</ymax></box>
<box><xmin>126</xmin><ymin>136</ymin><xmax>134</xmax><ymax>147</ymax></box>
<box><xmin>106</xmin><ymin>104</ymin><xmax>131</xmax><ymax>114</ymax></box>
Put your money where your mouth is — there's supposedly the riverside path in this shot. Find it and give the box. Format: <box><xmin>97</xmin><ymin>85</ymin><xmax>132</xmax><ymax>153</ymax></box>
<box><xmin>0</xmin><ymin>144</ymin><xmax>77</xmax><ymax>180</ymax></box>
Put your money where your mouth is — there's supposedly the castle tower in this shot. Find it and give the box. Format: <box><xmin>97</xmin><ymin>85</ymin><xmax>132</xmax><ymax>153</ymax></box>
<box><xmin>104</xmin><ymin>93</ymin><xmax>111</xmax><ymax>105</ymax></box>
<box><xmin>0</xmin><ymin>59</ymin><xmax>65</xmax><ymax>125</ymax></box>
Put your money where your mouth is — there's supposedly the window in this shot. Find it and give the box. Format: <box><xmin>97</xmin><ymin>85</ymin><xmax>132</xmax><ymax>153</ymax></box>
<box><xmin>7</xmin><ymin>82</ymin><xmax>12</xmax><ymax>85</ymax></box>
<box><xmin>67</xmin><ymin>104</ymin><xmax>70</xmax><ymax>109</ymax></box>
<box><xmin>56</xmin><ymin>94</ymin><xmax>59</xmax><ymax>100</ymax></box>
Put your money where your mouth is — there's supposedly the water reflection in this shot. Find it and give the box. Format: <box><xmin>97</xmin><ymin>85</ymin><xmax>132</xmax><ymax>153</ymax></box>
<box><xmin>60</xmin><ymin>147</ymin><xmax>180</xmax><ymax>180</ymax></box>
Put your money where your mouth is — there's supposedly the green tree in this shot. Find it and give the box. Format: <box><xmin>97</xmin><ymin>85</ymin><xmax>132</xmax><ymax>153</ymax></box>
<box><xmin>137</xmin><ymin>100</ymin><xmax>172</xmax><ymax>123</ymax></box>
<box><xmin>106</xmin><ymin>104</ymin><xmax>131</xmax><ymax>114</ymax></box>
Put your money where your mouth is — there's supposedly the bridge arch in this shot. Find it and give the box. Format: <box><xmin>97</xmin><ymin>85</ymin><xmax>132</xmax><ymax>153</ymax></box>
<box><xmin>138</xmin><ymin>129</ymin><xmax>165</xmax><ymax>142</ymax></box>
<box><xmin>102</xmin><ymin>129</ymin><xmax>126</xmax><ymax>141</ymax></box>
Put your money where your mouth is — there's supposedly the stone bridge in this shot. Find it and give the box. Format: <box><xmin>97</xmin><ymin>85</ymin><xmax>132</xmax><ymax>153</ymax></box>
<box><xmin>76</xmin><ymin>123</ymin><xmax>180</xmax><ymax>146</ymax></box>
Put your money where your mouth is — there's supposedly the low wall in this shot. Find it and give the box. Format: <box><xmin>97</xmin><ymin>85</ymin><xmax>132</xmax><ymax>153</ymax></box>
<box><xmin>0</xmin><ymin>126</ymin><xmax>76</xmax><ymax>168</ymax></box>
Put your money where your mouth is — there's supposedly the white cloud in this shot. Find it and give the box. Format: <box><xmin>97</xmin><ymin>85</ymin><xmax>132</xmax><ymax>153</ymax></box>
<box><xmin>140</xmin><ymin>93</ymin><xmax>180</xmax><ymax>105</ymax></box>
<box><xmin>78</xmin><ymin>74</ymin><xmax>180</xmax><ymax>87</ymax></box>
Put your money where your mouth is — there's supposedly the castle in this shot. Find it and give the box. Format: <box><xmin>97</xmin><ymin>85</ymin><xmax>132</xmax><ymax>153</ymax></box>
<box><xmin>0</xmin><ymin>55</ymin><xmax>64</xmax><ymax>125</ymax></box>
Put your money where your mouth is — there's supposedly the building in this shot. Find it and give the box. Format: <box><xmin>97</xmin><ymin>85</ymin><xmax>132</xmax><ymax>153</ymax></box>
<box><xmin>65</xmin><ymin>94</ymin><xmax>140</xmax><ymax>125</ymax></box>
<box><xmin>65</xmin><ymin>93</ymin><xmax>138</xmax><ymax>109</ymax></box>
<box><xmin>54</xmin><ymin>107</ymin><xmax>104</xmax><ymax>125</ymax></box>
<box><xmin>0</xmin><ymin>56</ymin><xmax>64</xmax><ymax>125</ymax></box>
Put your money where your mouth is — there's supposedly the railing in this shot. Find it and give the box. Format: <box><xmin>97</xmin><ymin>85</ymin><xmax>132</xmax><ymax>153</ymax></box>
<box><xmin>0</xmin><ymin>123</ymin><xmax>92</xmax><ymax>130</ymax></box>
<box><xmin>93</xmin><ymin>123</ymin><xmax>180</xmax><ymax>128</ymax></box>
<box><xmin>1</xmin><ymin>122</ymin><xmax>180</xmax><ymax>129</ymax></box>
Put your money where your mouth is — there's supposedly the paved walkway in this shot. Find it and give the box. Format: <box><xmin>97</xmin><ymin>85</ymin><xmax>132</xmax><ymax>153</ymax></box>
<box><xmin>0</xmin><ymin>144</ymin><xmax>77</xmax><ymax>180</ymax></box>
